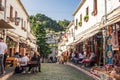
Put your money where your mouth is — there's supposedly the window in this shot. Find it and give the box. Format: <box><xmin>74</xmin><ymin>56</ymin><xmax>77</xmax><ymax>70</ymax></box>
<box><xmin>79</xmin><ymin>14</ymin><xmax>82</xmax><ymax>26</ymax></box>
<box><xmin>0</xmin><ymin>0</ymin><xmax>1</xmax><ymax>4</ymax></box>
<box><xmin>15</xmin><ymin>11</ymin><xmax>18</xmax><ymax>25</ymax></box>
<box><xmin>75</xmin><ymin>19</ymin><xmax>78</xmax><ymax>29</ymax></box>
<box><xmin>92</xmin><ymin>0</ymin><xmax>97</xmax><ymax>16</ymax></box>
<box><xmin>84</xmin><ymin>7</ymin><xmax>89</xmax><ymax>22</ymax></box>
<box><xmin>86</xmin><ymin>7</ymin><xmax>89</xmax><ymax>15</ymax></box>
<box><xmin>10</xmin><ymin>6</ymin><xmax>14</xmax><ymax>22</ymax></box>
<box><xmin>21</xmin><ymin>18</ymin><xmax>23</xmax><ymax>28</ymax></box>
<box><xmin>80</xmin><ymin>14</ymin><xmax>82</xmax><ymax>21</ymax></box>
<box><xmin>76</xmin><ymin>19</ymin><xmax>78</xmax><ymax>26</ymax></box>
<box><xmin>0</xmin><ymin>0</ymin><xmax>4</xmax><ymax>11</ymax></box>
<box><xmin>24</xmin><ymin>21</ymin><xmax>26</xmax><ymax>31</ymax></box>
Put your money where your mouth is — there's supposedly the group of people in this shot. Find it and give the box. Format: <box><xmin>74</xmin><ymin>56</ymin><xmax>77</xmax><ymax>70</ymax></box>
<box><xmin>48</xmin><ymin>56</ymin><xmax>57</xmax><ymax>63</ymax></box>
<box><xmin>14</xmin><ymin>52</ymin><xmax>41</xmax><ymax>74</ymax></box>
<box><xmin>0</xmin><ymin>37</ymin><xmax>41</xmax><ymax>75</ymax></box>
<box><xmin>70</xmin><ymin>51</ymin><xmax>96</xmax><ymax>67</ymax></box>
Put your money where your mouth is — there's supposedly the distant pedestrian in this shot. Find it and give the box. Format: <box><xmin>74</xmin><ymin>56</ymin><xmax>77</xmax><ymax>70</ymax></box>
<box><xmin>50</xmin><ymin>56</ymin><xmax>53</xmax><ymax>63</ymax></box>
<box><xmin>0</xmin><ymin>38</ymin><xmax>7</xmax><ymax>75</ymax></box>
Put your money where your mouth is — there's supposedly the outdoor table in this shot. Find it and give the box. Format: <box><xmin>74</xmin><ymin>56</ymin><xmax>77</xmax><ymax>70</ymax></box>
<box><xmin>6</xmin><ymin>57</ymin><xmax>18</xmax><ymax>67</ymax></box>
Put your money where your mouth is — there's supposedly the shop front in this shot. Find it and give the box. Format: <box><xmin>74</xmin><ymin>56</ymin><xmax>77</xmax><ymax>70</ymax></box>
<box><xmin>91</xmin><ymin>16</ymin><xmax>120</xmax><ymax>80</ymax></box>
<box><xmin>6</xmin><ymin>35</ymin><xmax>19</xmax><ymax>57</ymax></box>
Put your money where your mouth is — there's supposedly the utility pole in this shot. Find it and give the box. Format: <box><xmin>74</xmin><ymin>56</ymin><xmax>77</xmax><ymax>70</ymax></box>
<box><xmin>103</xmin><ymin>0</ymin><xmax>107</xmax><ymax>65</ymax></box>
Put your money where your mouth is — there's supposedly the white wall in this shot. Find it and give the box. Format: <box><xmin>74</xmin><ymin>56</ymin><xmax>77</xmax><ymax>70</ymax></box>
<box><xmin>0</xmin><ymin>0</ymin><xmax>5</xmax><ymax>19</ymax></box>
<box><xmin>74</xmin><ymin>0</ymin><xmax>120</xmax><ymax>39</ymax></box>
<box><xmin>6</xmin><ymin>0</ymin><xmax>29</xmax><ymax>39</ymax></box>
<box><xmin>107</xmin><ymin>0</ymin><xmax>120</xmax><ymax>14</ymax></box>
<box><xmin>74</xmin><ymin>0</ymin><xmax>105</xmax><ymax>38</ymax></box>
<box><xmin>66</xmin><ymin>24</ymin><xmax>75</xmax><ymax>46</ymax></box>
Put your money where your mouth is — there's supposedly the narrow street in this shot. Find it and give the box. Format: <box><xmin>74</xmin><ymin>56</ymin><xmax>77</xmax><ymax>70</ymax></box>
<box><xmin>7</xmin><ymin>63</ymin><xmax>94</xmax><ymax>80</ymax></box>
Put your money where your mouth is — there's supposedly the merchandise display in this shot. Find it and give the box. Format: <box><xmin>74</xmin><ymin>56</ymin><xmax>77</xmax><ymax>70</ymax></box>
<box><xmin>90</xmin><ymin>65</ymin><xmax>120</xmax><ymax>80</ymax></box>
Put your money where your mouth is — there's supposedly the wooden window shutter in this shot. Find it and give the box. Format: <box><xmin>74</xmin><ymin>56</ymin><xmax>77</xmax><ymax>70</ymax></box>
<box><xmin>0</xmin><ymin>0</ymin><xmax>2</xmax><ymax>11</ymax></box>
<box><xmin>86</xmin><ymin>7</ymin><xmax>89</xmax><ymax>15</ymax></box>
<box><xmin>80</xmin><ymin>14</ymin><xmax>82</xmax><ymax>21</ymax></box>
<box><xmin>24</xmin><ymin>21</ymin><xmax>26</xmax><ymax>31</ymax></box>
<box><xmin>15</xmin><ymin>11</ymin><xmax>18</xmax><ymax>25</ymax></box>
<box><xmin>21</xmin><ymin>19</ymin><xmax>23</xmax><ymax>29</ymax></box>
<box><xmin>76</xmin><ymin>19</ymin><xmax>78</xmax><ymax>26</ymax></box>
<box><xmin>79</xmin><ymin>14</ymin><xmax>82</xmax><ymax>26</ymax></box>
<box><xmin>92</xmin><ymin>0</ymin><xmax>97</xmax><ymax>16</ymax></box>
<box><xmin>94</xmin><ymin>0</ymin><xmax>97</xmax><ymax>10</ymax></box>
<box><xmin>0</xmin><ymin>0</ymin><xmax>2</xmax><ymax>6</ymax></box>
<box><xmin>10</xmin><ymin>6</ymin><xmax>14</xmax><ymax>22</ymax></box>
<box><xmin>0</xmin><ymin>0</ymin><xmax>2</xmax><ymax>3</ymax></box>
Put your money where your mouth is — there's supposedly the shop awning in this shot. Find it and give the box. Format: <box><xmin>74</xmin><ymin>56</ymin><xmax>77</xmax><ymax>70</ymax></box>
<box><xmin>80</xmin><ymin>30</ymin><xmax>100</xmax><ymax>42</ymax></box>
<box><xmin>19</xmin><ymin>39</ymin><xmax>27</xmax><ymax>44</ymax></box>
<box><xmin>99</xmin><ymin>6</ymin><xmax>120</xmax><ymax>29</ymax></box>
<box><xmin>7</xmin><ymin>35</ymin><xmax>19</xmax><ymax>42</ymax></box>
<box><xmin>0</xmin><ymin>19</ymin><xmax>14</xmax><ymax>29</ymax></box>
<box><xmin>74</xmin><ymin>30</ymin><xmax>100</xmax><ymax>44</ymax></box>
<box><xmin>73</xmin><ymin>22</ymin><xmax>101</xmax><ymax>45</ymax></box>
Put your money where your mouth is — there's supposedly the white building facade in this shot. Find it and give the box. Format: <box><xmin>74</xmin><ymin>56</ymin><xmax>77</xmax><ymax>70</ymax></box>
<box><xmin>58</xmin><ymin>0</ymin><xmax>120</xmax><ymax>66</ymax></box>
<box><xmin>0</xmin><ymin>0</ymin><xmax>37</xmax><ymax>56</ymax></box>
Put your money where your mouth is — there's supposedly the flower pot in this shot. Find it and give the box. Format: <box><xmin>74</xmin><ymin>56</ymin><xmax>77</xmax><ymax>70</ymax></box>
<box><xmin>75</xmin><ymin>26</ymin><xmax>78</xmax><ymax>30</ymax></box>
<box><xmin>84</xmin><ymin>18</ymin><xmax>88</xmax><ymax>22</ymax></box>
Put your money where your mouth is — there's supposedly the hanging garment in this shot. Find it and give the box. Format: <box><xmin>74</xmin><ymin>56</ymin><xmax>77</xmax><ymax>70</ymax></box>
<box><xmin>111</xmin><ymin>31</ymin><xmax>119</xmax><ymax>50</ymax></box>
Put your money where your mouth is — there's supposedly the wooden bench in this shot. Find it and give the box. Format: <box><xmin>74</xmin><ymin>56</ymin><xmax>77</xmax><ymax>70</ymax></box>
<box><xmin>20</xmin><ymin>61</ymin><xmax>40</xmax><ymax>73</ymax></box>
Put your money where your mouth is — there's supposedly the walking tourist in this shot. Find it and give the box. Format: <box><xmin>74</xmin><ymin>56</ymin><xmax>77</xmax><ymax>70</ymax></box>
<box><xmin>0</xmin><ymin>38</ymin><xmax>7</xmax><ymax>75</ymax></box>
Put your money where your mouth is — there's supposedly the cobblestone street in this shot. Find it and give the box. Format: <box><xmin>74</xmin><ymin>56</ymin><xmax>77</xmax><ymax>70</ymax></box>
<box><xmin>7</xmin><ymin>63</ymin><xmax>94</xmax><ymax>80</ymax></box>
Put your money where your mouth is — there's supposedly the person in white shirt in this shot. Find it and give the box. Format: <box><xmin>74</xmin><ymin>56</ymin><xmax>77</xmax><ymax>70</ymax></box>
<box><xmin>0</xmin><ymin>38</ymin><xmax>7</xmax><ymax>75</ymax></box>
<box><xmin>78</xmin><ymin>52</ymin><xmax>85</xmax><ymax>61</ymax></box>
<box><xmin>71</xmin><ymin>52</ymin><xmax>75</xmax><ymax>61</ymax></box>
<box><xmin>20</xmin><ymin>53</ymin><xmax>29</xmax><ymax>73</ymax></box>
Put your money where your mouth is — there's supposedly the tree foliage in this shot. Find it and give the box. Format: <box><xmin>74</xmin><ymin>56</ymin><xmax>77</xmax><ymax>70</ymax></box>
<box><xmin>30</xmin><ymin>13</ymin><xmax>70</xmax><ymax>58</ymax></box>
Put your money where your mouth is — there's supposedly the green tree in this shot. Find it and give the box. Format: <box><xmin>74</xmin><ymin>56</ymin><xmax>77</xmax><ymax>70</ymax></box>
<box><xmin>57</xmin><ymin>19</ymin><xmax>70</xmax><ymax>31</ymax></box>
<box><xmin>30</xmin><ymin>13</ymin><xmax>70</xmax><ymax>58</ymax></box>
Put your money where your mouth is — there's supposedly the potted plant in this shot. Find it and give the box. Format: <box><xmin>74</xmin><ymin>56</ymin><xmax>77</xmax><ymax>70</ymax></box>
<box><xmin>84</xmin><ymin>15</ymin><xmax>89</xmax><ymax>22</ymax></box>
<box><xmin>79</xmin><ymin>21</ymin><xmax>82</xmax><ymax>26</ymax></box>
<box><xmin>75</xmin><ymin>25</ymin><xmax>78</xmax><ymax>30</ymax></box>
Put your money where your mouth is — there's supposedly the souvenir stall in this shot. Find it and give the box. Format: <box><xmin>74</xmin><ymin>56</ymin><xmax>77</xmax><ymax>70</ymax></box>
<box><xmin>90</xmin><ymin>22</ymin><xmax>120</xmax><ymax>80</ymax></box>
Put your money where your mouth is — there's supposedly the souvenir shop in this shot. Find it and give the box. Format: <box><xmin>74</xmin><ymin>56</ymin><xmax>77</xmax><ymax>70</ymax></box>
<box><xmin>91</xmin><ymin>21</ymin><xmax>120</xmax><ymax>80</ymax></box>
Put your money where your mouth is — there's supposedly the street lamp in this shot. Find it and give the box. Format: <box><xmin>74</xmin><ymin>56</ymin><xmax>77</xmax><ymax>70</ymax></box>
<box><xmin>7</xmin><ymin>17</ymin><xmax>21</xmax><ymax>23</ymax></box>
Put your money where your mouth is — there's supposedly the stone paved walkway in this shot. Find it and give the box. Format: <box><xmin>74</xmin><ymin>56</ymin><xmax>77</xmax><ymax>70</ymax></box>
<box><xmin>6</xmin><ymin>63</ymin><xmax>95</xmax><ymax>80</ymax></box>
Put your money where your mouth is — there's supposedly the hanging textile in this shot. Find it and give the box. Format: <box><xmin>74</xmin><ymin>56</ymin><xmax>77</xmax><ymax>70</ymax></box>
<box><xmin>111</xmin><ymin>31</ymin><xmax>119</xmax><ymax>50</ymax></box>
<box><xmin>105</xmin><ymin>36</ymin><xmax>114</xmax><ymax>64</ymax></box>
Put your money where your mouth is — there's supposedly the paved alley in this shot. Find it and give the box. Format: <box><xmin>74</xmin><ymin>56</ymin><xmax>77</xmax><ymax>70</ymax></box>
<box><xmin>7</xmin><ymin>63</ymin><xmax>94</xmax><ymax>80</ymax></box>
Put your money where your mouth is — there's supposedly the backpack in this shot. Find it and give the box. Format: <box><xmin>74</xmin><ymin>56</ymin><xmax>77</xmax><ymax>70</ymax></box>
<box><xmin>14</xmin><ymin>66</ymin><xmax>23</xmax><ymax>73</ymax></box>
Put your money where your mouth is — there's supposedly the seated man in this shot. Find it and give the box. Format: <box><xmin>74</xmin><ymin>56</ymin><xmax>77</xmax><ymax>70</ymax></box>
<box><xmin>14</xmin><ymin>63</ymin><xmax>23</xmax><ymax>73</ymax></box>
<box><xmin>20</xmin><ymin>53</ymin><xmax>29</xmax><ymax>73</ymax></box>
<box><xmin>28</xmin><ymin>52</ymin><xmax>41</xmax><ymax>73</ymax></box>
<box><xmin>81</xmin><ymin>52</ymin><xmax>96</xmax><ymax>67</ymax></box>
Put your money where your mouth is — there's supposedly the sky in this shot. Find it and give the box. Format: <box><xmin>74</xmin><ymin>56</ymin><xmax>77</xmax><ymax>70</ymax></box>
<box><xmin>20</xmin><ymin>0</ymin><xmax>81</xmax><ymax>21</ymax></box>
